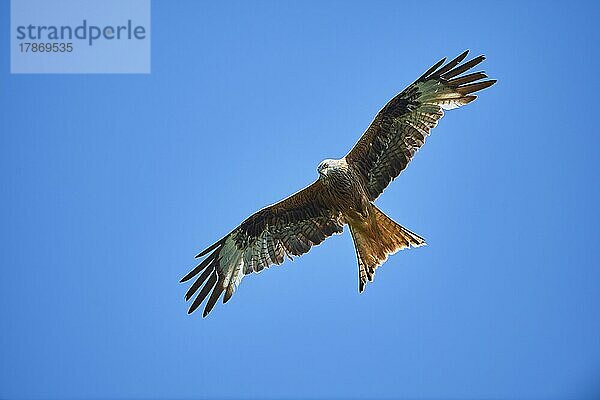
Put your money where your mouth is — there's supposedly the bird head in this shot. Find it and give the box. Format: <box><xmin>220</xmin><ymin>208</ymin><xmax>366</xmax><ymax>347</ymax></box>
<box><xmin>317</xmin><ymin>159</ymin><xmax>331</xmax><ymax>178</ymax></box>
<box><xmin>317</xmin><ymin>159</ymin><xmax>338</xmax><ymax>178</ymax></box>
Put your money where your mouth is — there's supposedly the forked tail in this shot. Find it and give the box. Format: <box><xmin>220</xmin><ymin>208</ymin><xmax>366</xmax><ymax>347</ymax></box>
<box><xmin>349</xmin><ymin>205</ymin><xmax>426</xmax><ymax>292</ymax></box>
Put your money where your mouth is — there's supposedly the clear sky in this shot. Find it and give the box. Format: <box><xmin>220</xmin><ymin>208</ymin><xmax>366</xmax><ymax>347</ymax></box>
<box><xmin>1</xmin><ymin>1</ymin><xmax>599</xmax><ymax>399</ymax></box>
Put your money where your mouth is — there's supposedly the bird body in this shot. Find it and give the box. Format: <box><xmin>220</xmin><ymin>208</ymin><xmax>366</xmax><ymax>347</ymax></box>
<box><xmin>318</xmin><ymin>157</ymin><xmax>426</xmax><ymax>290</ymax></box>
<box><xmin>318</xmin><ymin>158</ymin><xmax>370</xmax><ymax>218</ymax></box>
<box><xmin>181</xmin><ymin>50</ymin><xmax>496</xmax><ymax>317</ymax></box>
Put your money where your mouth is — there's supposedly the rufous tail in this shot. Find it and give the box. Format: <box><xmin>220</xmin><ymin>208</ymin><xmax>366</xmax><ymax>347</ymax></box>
<box><xmin>349</xmin><ymin>205</ymin><xmax>426</xmax><ymax>292</ymax></box>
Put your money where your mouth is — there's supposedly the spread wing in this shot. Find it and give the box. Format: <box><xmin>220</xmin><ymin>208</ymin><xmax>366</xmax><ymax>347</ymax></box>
<box><xmin>180</xmin><ymin>180</ymin><xmax>345</xmax><ymax>317</ymax></box>
<box><xmin>346</xmin><ymin>50</ymin><xmax>496</xmax><ymax>201</ymax></box>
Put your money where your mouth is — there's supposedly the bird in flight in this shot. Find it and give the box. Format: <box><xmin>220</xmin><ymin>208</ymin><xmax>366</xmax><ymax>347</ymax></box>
<box><xmin>181</xmin><ymin>50</ymin><xmax>496</xmax><ymax>317</ymax></box>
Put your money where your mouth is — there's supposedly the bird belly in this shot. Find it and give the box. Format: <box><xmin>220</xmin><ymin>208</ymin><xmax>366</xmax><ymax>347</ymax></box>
<box><xmin>326</xmin><ymin>170</ymin><xmax>370</xmax><ymax>219</ymax></box>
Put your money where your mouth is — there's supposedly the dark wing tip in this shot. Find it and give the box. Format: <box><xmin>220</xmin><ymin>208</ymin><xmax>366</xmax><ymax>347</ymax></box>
<box><xmin>418</xmin><ymin>50</ymin><xmax>489</xmax><ymax>84</ymax></box>
<box><xmin>184</xmin><ymin>265</ymin><xmax>215</xmax><ymax>300</ymax></box>
<box><xmin>416</xmin><ymin>57</ymin><xmax>447</xmax><ymax>82</ymax></box>
<box><xmin>180</xmin><ymin>249</ymin><xmax>221</xmax><ymax>283</ymax></box>
<box><xmin>462</xmin><ymin>95</ymin><xmax>478</xmax><ymax>105</ymax></box>
<box><xmin>440</xmin><ymin>55</ymin><xmax>487</xmax><ymax>80</ymax></box>
<box><xmin>203</xmin><ymin>282</ymin><xmax>225</xmax><ymax>317</ymax></box>
<box><xmin>223</xmin><ymin>288</ymin><xmax>234</xmax><ymax>304</ymax></box>
<box><xmin>457</xmin><ymin>49</ymin><xmax>470</xmax><ymax>59</ymax></box>
<box><xmin>456</xmin><ymin>79</ymin><xmax>497</xmax><ymax>95</ymax></box>
<box><xmin>195</xmin><ymin>237</ymin><xmax>226</xmax><ymax>259</ymax></box>
<box><xmin>447</xmin><ymin>71</ymin><xmax>488</xmax><ymax>86</ymax></box>
<box><xmin>431</xmin><ymin>50</ymin><xmax>470</xmax><ymax>78</ymax></box>
<box><xmin>187</xmin><ymin>271</ymin><xmax>218</xmax><ymax>315</ymax></box>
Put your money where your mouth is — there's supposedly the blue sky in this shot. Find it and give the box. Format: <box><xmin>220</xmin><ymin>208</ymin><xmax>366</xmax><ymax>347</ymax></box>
<box><xmin>1</xmin><ymin>1</ymin><xmax>599</xmax><ymax>399</ymax></box>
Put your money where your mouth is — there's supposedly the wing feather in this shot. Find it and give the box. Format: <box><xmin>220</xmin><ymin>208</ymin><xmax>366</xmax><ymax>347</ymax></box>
<box><xmin>434</xmin><ymin>50</ymin><xmax>469</xmax><ymax>76</ymax></box>
<box><xmin>181</xmin><ymin>180</ymin><xmax>345</xmax><ymax>317</ymax></box>
<box><xmin>204</xmin><ymin>275</ymin><xmax>226</xmax><ymax>317</ymax></box>
<box><xmin>188</xmin><ymin>271</ymin><xmax>217</xmax><ymax>314</ymax></box>
<box><xmin>346</xmin><ymin>50</ymin><xmax>496</xmax><ymax>200</ymax></box>
<box><xmin>184</xmin><ymin>264</ymin><xmax>214</xmax><ymax>301</ymax></box>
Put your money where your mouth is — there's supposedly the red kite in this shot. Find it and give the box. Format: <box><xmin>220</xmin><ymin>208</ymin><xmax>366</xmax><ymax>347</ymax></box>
<box><xmin>181</xmin><ymin>50</ymin><xmax>496</xmax><ymax>317</ymax></box>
